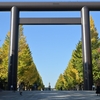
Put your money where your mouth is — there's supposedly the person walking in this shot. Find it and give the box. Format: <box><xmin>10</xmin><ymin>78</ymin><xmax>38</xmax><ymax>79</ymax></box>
<box><xmin>10</xmin><ymin>85</ymin><xmax>13</xmax><ymax>91</ymax></box>
<box><xmin>19</xmin><ymin>83</ymin><xmax>23</xmax><ymax>95</ymax></box>
<box><xmin>96</xmin><ymin>82</ymin><xmax>100</xmax><ymax>96</ymax></box>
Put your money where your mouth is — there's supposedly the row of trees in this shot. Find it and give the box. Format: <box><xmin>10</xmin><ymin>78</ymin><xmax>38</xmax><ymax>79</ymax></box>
<box><xmin>55</xmin><ymin>16</ymin><xmax>100</xmax><ymax>90</ymax></box>
<box><xmin>1</xmin><ymin>16</ymin><xmax>99</xmax><ymax>91</ymax></box>
<box><xmin>0</xmin><ymin>25</ymin><xmax>44</xmax><ymax>90</ymax></box>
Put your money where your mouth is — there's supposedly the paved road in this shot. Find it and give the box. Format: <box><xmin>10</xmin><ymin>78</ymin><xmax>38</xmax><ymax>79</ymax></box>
<box><xmin>0</xmin><ymin>90</ymin><xmax>100</xmax><ymax>100</ymax></box>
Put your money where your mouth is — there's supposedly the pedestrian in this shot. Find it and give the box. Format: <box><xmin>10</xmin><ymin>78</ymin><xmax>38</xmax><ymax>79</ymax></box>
<box><xmin>19</xmin><ymin>83</ymin><xmax>23</xmax><ymax>95</ymax></box>
<box><xmin>60</xmin><ymin>87</ymin><xmax>62</xmax><ymax>90</ymax></box>
<box><xmin>96</xmin><ymin>83</ymin><xmax>100</xmax><ymax>96</ymax></box>
<box><xmin>92</xmin><ymin>84</ymin><xmax>95</xmax><ymax>90</ymax></box>
<box><xmin>11</xmin><ymin>85</ymin><xmax>13</xmax><ymax>91</ymax></box>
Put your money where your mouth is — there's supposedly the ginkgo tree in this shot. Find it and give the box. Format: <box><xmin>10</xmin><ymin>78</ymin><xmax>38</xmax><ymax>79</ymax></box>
<box><xmin>55</xmin><ymin>16</ymin><xmax>100</xmax><ymax>90</ymax></box>
<box><xmin>0</xmin><ymin>25</ymin><xmax>44</xmax><ymax>90</ymax></box>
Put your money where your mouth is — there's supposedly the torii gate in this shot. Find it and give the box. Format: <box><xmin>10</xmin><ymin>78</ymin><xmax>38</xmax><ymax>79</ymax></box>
<box><xmin>0</xmin><ymin>2</ymin><xmax>100</xmax><ymax>90</ymax></box>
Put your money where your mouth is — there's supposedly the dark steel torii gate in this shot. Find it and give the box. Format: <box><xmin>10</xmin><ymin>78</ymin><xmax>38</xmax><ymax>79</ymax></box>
<box><xmin>0</xmin><ymin>2</ymin><xmax>100</xmax><ymax>90</ymax></box>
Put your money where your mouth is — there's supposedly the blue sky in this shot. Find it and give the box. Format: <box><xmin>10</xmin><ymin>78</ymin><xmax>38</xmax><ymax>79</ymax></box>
<box><xmin>0</xmin><ymin>0</ymin><xmax>100</xmax><ymax>88</ymax></box>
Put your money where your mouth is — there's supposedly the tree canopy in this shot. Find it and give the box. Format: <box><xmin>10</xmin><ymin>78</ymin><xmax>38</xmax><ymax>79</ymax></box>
<box><xmin>55</xmin><ymin>16</ymin><xmax>100</xmax><ymax>90</ymax></box>
<box><xmin>0</xmin><ymin>25</ymin><xmax>44</xmax><ymax>90</ymax></box>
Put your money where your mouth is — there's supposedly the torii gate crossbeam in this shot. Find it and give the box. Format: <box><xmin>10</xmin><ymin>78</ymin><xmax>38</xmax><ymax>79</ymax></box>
<box><xmin>0</xmin><ymin>2</ymin><xmax>100</xmax><ymax>91</ymax></box>
<box><xmin>0</xmin><ymin>2</ymin><xmax>100</xmax><ymax>11</ymax></box>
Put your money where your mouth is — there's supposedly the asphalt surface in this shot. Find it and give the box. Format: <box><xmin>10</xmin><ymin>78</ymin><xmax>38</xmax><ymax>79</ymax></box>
<box><xmin>0</xmin><ymin>90</ymin><xmax>100</xmax><ymax>100</ymax></box>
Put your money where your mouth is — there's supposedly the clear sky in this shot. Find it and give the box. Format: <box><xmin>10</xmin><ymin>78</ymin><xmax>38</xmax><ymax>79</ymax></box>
<box><xmin>0</xmin><ymin>0</ymin><xmax>100</xmax><ymax>88</ymax></box>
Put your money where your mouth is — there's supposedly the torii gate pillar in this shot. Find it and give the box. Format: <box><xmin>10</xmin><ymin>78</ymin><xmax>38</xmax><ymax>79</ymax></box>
<box><xmin>8</xmin><ymin>6</ymin><xmax>19</xmax><ymax>90</ymax></box>
<box><xmin>81</xmin><ymin>6</ymin><xmax>93</xmax><ymax>90</ymax></box>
